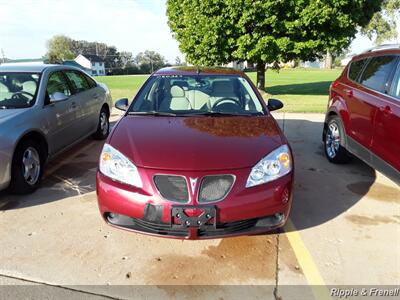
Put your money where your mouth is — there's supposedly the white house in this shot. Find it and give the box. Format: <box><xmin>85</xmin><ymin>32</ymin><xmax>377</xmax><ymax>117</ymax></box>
<box><xmin>74</xmin><ymin>54</ymin><xmax>106</xmax><ymax>76</ymax></box>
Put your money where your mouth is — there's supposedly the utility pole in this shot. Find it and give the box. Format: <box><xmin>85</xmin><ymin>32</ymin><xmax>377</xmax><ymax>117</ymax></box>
<box><xmin>1</xmin><ymin>48</ymin><xmax>5</xmax><ymax>64</ymax></box>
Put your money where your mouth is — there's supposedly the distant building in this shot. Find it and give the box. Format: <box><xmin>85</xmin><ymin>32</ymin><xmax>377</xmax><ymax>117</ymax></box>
<box><xmin>225</xmin><ymin>61</ymin><xmax>255</xmax><ymax>71</ymax></box>
<box><xmin>74</xmin><ymin>54</ymin><xmax>106</xmax><ymax>76</ymax></box>
<box><xmin>62</xmin><ymin>60</ymin><xmax>92</xmax><ymax>74</ymax></box>
<box><xmin>300</xmin><ymin>60</ymin><xmax>323</xmax><ymax>68</ymax></box>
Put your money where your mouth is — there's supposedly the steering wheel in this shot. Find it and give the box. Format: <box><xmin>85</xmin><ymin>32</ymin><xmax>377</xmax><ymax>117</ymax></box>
<box><xmin>12</xmin><ymin>91</ymin><xmax>35</xmax><ymax>99</ymax></box>
<box><xmin>211</xmin><ymin>97</ymin><xmax>241</xmax><ymax>110</ymax></box>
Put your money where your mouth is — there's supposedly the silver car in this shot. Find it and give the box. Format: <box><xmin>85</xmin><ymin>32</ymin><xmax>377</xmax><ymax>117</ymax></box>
<box><xmin>0</xmin><ymin>64</ymin><xmax>112</xmax><ymax>194</ymax></box>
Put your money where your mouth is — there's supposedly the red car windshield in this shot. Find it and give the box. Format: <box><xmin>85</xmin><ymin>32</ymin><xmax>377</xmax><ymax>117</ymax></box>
<box><xmin>0</xmin><ymin>73</ymin><xmax>40</xmax><ymax>109</ymax></box>
<box><xmin>129</xmin><ymin>75</ymin><xmax>265</xmax><ymax>116</ymax></box>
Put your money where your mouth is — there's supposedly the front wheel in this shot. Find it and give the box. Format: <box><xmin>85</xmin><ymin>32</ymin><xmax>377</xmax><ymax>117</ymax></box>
<box><xmin>93</xmin><ymin>107</ymin><xmax>110</xmax><ymax>140</ymax></box>
<box><xmin>324</xmin><ymin>116</ymin><xmax>351</xmax><ymax>164</ymax></box>
<box><xmin>9</xmin><ymin>140</ymin><xmax>44</xmax><ymax>194</ymax></box>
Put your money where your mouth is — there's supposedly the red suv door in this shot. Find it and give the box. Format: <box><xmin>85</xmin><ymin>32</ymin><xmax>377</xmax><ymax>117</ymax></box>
<box><xmin>372</xmin><ymin>57</ymin><xmax>400</xmax><ymax>172</ymax></box>
<box><xmin>346</xmin><ymin>56</ymin><xmax>398</xmax><ymax>150</ymax></box>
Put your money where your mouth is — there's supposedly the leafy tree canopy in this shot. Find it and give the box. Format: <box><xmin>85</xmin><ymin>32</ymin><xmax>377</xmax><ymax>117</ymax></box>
<box><xmin>361</xmin><ymin>0</ymin><xmax>400</xmax><ymax>45</ymax></box>
<box><xmin>46</xmin><ymin>35</ymin><xmax>75</xmax><ymax>64</ymax></box>
<box><xmin>167</xmin><ymin>0</ymin><xmax>383</xmax><ymax>89</ymax></box>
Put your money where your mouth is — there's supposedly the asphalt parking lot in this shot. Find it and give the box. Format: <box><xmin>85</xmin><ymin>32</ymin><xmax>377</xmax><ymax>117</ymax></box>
<box><xmin>0</xmin><ymin>111</ymin><xmax>399</xmax><ymax>300</ymax></box>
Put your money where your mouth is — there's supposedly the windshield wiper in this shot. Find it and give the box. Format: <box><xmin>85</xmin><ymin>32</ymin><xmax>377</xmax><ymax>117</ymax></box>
<box><xmin>128</xmin><ymin>111</ymin><xmax>177</xmax><ymax>116</ymax></box>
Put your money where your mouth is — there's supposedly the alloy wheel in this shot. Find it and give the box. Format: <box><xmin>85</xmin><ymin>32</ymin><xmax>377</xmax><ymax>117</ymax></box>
<box><xmin>22</xmin><ymin>147</ymin><xmax>41</xmax><ymax>186</ymax></box>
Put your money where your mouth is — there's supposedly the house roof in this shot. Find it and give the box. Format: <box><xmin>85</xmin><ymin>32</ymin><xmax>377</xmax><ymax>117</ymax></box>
<box><xmin>80</xmin><ymin>54</ymin><xmax>104</xmax><ymax>62</ymax></box>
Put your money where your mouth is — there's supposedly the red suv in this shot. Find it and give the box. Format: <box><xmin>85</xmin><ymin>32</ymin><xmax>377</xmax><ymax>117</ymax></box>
<box><xmin>323</xmin><ymin>45</ymin><xmax>400</xmax><ymax>185</ymax></box>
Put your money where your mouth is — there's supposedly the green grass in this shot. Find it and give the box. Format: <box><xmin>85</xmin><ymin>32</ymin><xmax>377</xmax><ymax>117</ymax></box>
<box><xmin>95</xmin><ymin>74</ymin><xmax>149</xmax><ymax>102</ymax></box>
<box><xmin>247</xmin><ymin>68</ymin><xmax>342</xmax><ymax>112</ymax></box>
<box><xmin>95</xmin><ymin>68</ymin><xmax>342</xmax><ymax>113</ymax></box>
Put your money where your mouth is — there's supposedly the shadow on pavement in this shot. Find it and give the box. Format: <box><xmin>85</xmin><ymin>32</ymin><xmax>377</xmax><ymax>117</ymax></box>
<box><xmin>0</xmin><ymin>119</ymin><xmax>121</xmax><ymax>210</ymax></box>
<box><xmin>280</xmin><ymin>118</ymin><xmax>376</xmax><ymax>231</ymax></box>
<box><xmin>0</xmin><ymin>118</ymin><xmax>377</xmax><ymax>233</ymax></box>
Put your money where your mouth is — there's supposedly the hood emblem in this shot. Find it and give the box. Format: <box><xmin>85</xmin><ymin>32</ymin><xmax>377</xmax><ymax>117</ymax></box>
<box><xmin>189</xmin><ymin>177</ymin><xmax>198</xmax><ymax>194</ymax></box>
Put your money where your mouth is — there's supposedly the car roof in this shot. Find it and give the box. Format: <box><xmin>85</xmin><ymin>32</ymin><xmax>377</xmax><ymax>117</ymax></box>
<box><xmin>0</xmin><ymin>63</ymin><xmax>80</xmax><ymax>73</ymax></box>
<box><xmin>154</xmin><ymin>66</ymin><xmax>245</xmax><ymax>76</ymax></box>
<box><xmin>351</xmin><ymin>47</ymin><xmax>400</xmax><ymax>62</ymax></box>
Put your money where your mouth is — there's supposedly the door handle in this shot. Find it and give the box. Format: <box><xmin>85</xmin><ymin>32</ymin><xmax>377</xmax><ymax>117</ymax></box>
<box><xmin>380</xmin><ymin>105</ymin><xmax>392</xmax><ymax>114</ymax></box>
<box><xmin>345</xmin><ymin>89</ymin><xmax>353</xmax><ymax>98</ymax></box>
<box><xmin>71</xmin><ymin>102</ymin><xmax>77</xmax><ymax>109</ymax></box>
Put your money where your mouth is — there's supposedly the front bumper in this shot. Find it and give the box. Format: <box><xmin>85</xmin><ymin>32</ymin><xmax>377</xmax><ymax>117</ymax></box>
<box><xmin>96</xmin><ymin>167</ymin><xmax>293</xmax><ymax>240</ymax></box>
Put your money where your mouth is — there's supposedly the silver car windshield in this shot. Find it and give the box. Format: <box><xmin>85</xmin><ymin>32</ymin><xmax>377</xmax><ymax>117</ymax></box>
<box><xmin>0</xmin><ymin>73</ymin><xmax>40</xmax><ymax>109</ymax></box>
<box><xmin>129</xmin><ymin>75</ymin><xmax>265</xmax><ymax>116</ymax></box>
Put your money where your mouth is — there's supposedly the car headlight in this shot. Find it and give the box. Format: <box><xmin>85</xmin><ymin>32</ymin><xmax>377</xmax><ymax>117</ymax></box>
<box><xmin>99</xmin><ymin>143</ymin><xmax>142</xmax><ymax>188</ymax></box>
<box><xmin>246</xmin><ymin>145</ymin><xmax>292</xmax><ymax>188</ymax></box>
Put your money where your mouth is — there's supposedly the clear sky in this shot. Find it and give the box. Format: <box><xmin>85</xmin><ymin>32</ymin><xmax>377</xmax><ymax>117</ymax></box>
<box><xmin>0</xmin><ymin>0</ymin><xmax>398</xmax><ymax>63</ymax></box>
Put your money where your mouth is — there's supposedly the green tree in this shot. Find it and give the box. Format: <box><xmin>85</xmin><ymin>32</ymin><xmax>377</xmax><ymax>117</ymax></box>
<box><xmin>361</xmin><ymin>0</ymin><xmax>400</xmax><ymax>45</ymax></box>
<box><xmin>46</xmin><ymin>35</ymin><xmax>75</xmax><ymax>64</ymax></box>
<box><xmin>167</xmin><ymin>0</ymin><xmax>382</xmax><ymax>89</ymax></box>
<box><xmin>135</xmin><ymin>50</ymin><xmax>167</xmax><ymax>73</ymax></box>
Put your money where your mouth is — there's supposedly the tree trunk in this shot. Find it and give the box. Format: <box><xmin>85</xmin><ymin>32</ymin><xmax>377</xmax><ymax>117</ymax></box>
<box><xmin>325</xmin><ymin>50</ymin><xmax>333</xmax><ymax>69</ymax></box>
<box><xmin>256</xmin><ymin>62</ymin><xmax>266</xmax><ymax>90</ymax></box>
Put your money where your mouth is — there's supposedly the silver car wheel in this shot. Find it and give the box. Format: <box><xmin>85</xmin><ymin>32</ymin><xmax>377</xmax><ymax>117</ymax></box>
<box><xmin>100</xmin><ymin>111</ymin><xmax>109</xmax><ymax>135</ymax></box>
<box><xmin>325</xmin><ymin>122</ymin><xmax>340</xmax><ymax>159</ymax></box>
<box><xmin>22</xmin><ymin>147</ymin><xmax>41</xmax><ymax>186</ymax></box>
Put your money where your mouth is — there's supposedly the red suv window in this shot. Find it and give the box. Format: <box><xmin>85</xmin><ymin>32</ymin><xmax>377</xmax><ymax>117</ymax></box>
<box><xmin>389</xmin><ymin>63</ymin><xmax>400</xmax><ymax>99</ymax></box>
<box><xmin>348</xmin><ymin>59</ymin><xmax>367</xmax><ymax>82</ymax></box>
<box><xmin>359</xmin><ymin>56</ymin><xmax>398</xmax><ymax>92</ymax></box>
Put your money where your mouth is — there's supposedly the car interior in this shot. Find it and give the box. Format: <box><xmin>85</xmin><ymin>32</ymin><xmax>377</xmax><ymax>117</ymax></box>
<box><xmin>0</xmin><ymin>74</ymin><xmax>40</xmax><ymax>107</ymax></box>
<box><xmin>132</xmin><ymin>76</ymin><xmax>263</xmax><ymax>114</ymax></box>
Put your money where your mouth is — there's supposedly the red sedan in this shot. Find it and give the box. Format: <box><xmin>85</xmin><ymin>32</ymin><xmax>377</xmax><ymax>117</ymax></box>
<box><xmin>96</xmin><ymin>67</ymin><xmax>294</xmax><ymax>239</ymax></box>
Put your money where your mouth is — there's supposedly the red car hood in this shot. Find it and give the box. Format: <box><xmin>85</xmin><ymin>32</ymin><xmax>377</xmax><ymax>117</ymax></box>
<box><xmin>110</xmin><ymin>115</ymin><xmax>284</xmax><ymax>171</ymax></box>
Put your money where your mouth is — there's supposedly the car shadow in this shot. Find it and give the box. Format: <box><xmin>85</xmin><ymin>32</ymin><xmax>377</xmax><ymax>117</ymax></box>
<box><xmin>265</xmin><ymin>81</ymin><xmax>332</xmax><ymax>96</ymax></box>
<box><xmin>0</xmin><ymin>120</ymin><xmax>119</xmax><ymax>210</ymax></box>
<box><xmin>277</xmin><ymin>118</ymin><xmax>377</xmax><ymax>231</ymax></box>
<box><xmin>0</xmin><ymin>117</ymin><xmax>378</xmax><ymax>233</ymax></box>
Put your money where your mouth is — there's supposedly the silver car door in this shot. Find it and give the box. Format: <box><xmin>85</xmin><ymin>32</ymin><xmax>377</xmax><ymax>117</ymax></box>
<box><xmin>82</xmin><ymin>73</ymin><xmax>105</xmax><ymax>131</ymax></box>
<box><xmin>42</xmin><ymin>71</ymin><xmax>79</xmax><ymax>154</ymax></box>
<box><xmin>64</xmin><ymin>70</ymin><xmax>97</xmax><ymax>136</ymax></box>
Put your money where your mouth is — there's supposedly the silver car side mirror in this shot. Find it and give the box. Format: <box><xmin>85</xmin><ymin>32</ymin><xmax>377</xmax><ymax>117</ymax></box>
<box><xmin>50</xmin><ymin>92</ymin><xmax>69</xmax><ymax>103</ymax></box>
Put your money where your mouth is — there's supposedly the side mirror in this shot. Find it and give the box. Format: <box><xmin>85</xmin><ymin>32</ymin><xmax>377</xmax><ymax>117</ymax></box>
<box><xmin>115</xmin><ymin>98</ymin><xmax>129</xmax><ymax>111</ymax></box>
<box><xmin>50</xmin><ymin>92</ymin><xmax>69</xmax><ymax>103</ymax></box>
<box><xmin>267</xmin><ymin>98</ymin><xmax>284</xmax><ymax>111</ymax></box>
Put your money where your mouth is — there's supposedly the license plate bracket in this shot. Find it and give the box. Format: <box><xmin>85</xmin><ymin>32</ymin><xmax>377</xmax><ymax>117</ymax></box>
<box><xmin>170</xmin><ymin>205</ymin><xmax>216</xmax><ymax>229</ymax></box>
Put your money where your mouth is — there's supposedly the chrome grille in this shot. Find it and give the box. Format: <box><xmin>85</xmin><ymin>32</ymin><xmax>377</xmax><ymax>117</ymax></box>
<box><xmin>153</xmin><ymin>175</ymin><xmax>189</xmax><ymax>203</ymax></box>
<box><xmin>198</xmin><ymin>175</ymin><xmax>234</xmax><ymax>203</ymax></box>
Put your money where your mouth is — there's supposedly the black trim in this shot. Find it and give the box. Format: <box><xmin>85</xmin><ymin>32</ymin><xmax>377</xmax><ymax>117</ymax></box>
<box><xmin>346</xmin><ymin>136</ymin><xmax>400</xmax><ymax>185</ymax></box>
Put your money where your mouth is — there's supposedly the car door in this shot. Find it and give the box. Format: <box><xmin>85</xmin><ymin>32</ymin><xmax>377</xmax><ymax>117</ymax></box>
<box><xmin>43</xmin><ymin>71</ymin><xmax>79</xmax><ymax>154</ymax></box>
<box><xmin>372</xmin><ymin>57</ymin><xmax>400</xmax><ymax>172</ymax></box>
<box><xmin>64</xmin><ymin>70</ymin><xmax>98</xmax><ymax>136</ymax></box>
<box><xmin>81</xmin><ymin>72</ymin><xmax>105</xmax><ymax>131</ymax></box>
<box><xmin>345</xmin><ymin>56</ymin><xmax>398</xmax><ymax>150</ymax></box>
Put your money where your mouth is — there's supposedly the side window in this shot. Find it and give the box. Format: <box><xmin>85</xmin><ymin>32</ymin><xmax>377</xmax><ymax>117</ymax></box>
<box><xmin>83</xmin><ymin>73</ymin><xmax>97</xmax><ymax>88</ymax></box>
<box><xmin>389</xmin><ymin>62</ymin><xmax>400</xmax><ymax>99</ymax></box>
<box><xmin>359</xmin><ymin>56</ymin><xmax>398</xmax><ymax>92</ymax></box>
<box><xmin>348</xmin><ymin>59</ymin><xmax>367</xmax><ymax>82</ymax></box>
<box><xmin>64</xmin><ymin>71</ymin><xmax>90</xmax><ymax>93</ymax></box>
<box><xmin>46</xmin><ymin>72</ymin><xmax>72</xmax><ymax>100</ymax></box>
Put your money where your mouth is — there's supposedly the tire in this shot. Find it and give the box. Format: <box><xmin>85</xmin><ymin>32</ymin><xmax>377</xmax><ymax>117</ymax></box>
<box><xmin>323</xmin><ymin>115</ymin><xmax>351</xmax><ymax>164</ymax></box>
<box><xmin>93</xmin><ymin>107</ymin><xmax>110</xmax><ymax>140</ymax></box>
<box><xmin>9</xmin><ymin>139</ymin><xmax>44</xmax><ymax>194</ymax></box>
